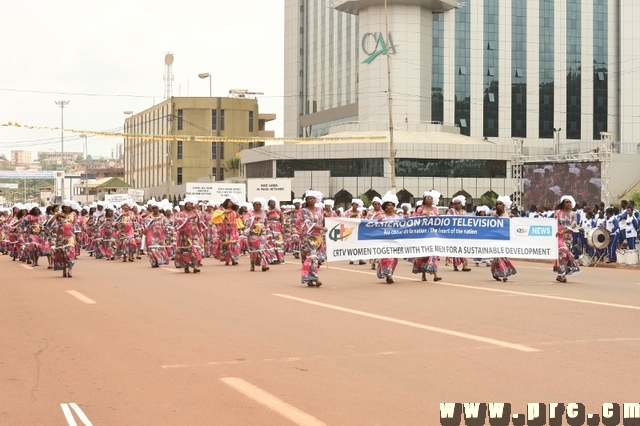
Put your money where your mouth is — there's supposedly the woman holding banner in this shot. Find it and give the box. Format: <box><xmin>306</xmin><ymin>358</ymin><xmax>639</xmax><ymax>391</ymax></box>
<box><xmin>490</xmin><ymin>196</ymin><xmax>518</xmax><ymax>282</ymax></box>
<box><xmin>377</xmin><ymin>191</ymin><xmax>400</xmax><ymax>284</ymax></box>
<box><xmin>412</xmin><ymin>190</ymin><xmax>443</xmax><ymax>282</ymax></box>
<box><xmin>447</xmin><ymin>195</ymin><xmax>472</xmax><ymax>272</ymax></box>
<box><xmin>214</xmin><ymin>196</ymin><xmax>241</xmax><ymax>266</ymax></box>
<box><xmin>298</xmin><ymin>190</ymin><xmax>326</xmax><ymax>287</ymax></box>
<box><xmin>174</xmin><ymin>196</ymin><xmax>206</xmax><ymax>273</ymax></box>
<box><xmin>553</xmin><ymin>195</ymin><xmax>580</xmax><ymax>282</ymax></box>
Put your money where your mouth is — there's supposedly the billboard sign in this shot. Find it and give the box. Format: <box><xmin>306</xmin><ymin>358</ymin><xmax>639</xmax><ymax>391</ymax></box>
<box><xmin>247</xmin><ymin>179</ymin><xmax>292</xmax><ymax>202</ymax></box>
<box><xmin>185</xmin><ymin>183</ymin><xmax>246</xmax><ymax>202</ymax></box>
<box><xmin>127</xmin><ymin>189</ymin><xmax>145</xmax><ymax>203</ymax></box>
<box><xmin>523</xmin><ymin>162</ymin><xmax>602</xmax><ymax>208</ymax></box>
<box><xmin>0</xmin><ymin>170</ymin><xmax>63</xmax><ymax>179</ymax></box>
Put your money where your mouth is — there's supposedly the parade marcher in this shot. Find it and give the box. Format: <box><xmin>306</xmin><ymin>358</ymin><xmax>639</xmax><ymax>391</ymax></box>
<box><xmin>174</xmin><ymin>196</ymin><xmax>206</xmax><ymax>273</ymax></box>
<box><xmin>472</xmin><ymin>205</ymin><xmax>492</xmax><ymax>267</ymax></box>
<box><xmin>490</xmin><ymin>196</ymin><xmax>517</xmax><ymax>282</ymax></box>
<box><xmin>412</xmin><ymin>190</ymin><xmax>443</xmax><ymax>282</ymax></box>
<box><xmin>22</xmin><ymin>206</ymin><xmax>44</xmax><ymax>267</ymax></box>
<box><xmin>367</xmin><ymin>196</ymin><xmax>384</xmax><ymax>270</ymax></box>
<box><xmin>52</xmin><ymin>201</ymin><xmax>77</xmax><ymax>278</ymax></box>
<box><xmin>266</xmin><ymin>197</ymin><xmax>285</xmax><ymax>264</ymax></box>
<box><xmin>345</xmin><ymin>198</ymin><xmax>367</xmax><ymax>265</ymax></box>
<box><xmin>604</xmin><ymin>207</ymin><xmax>620</xmax><ymax>263</ymax></box>
<box><xmin>618</xmin><ymin>206</ymin><xmax>639</xmax><ymax>250</ymax></box>
<box><xmin>447</xmin><ymin>195</ymin><xmax>472</xmax><ymax>271</ymax></box>
<box><xmin>143</xmin><ymin>201</ymin><xmax>171</xmax><ymax>268</ymax></box>
<box><xmin>214</xmin><ymin>196</ymin><xmax>241</xmax><ymax>266</ymax></box>
<box><xmin>116</xmin><ymin>201</ymin><xmax>138</xmax><ymax>262</ymax></box>
<box><xmin>377</xmin><ymin>191</ymin><xmax>400</xmax><ymax>284</ymax></box>
<box><xmin>98</xmin><ymin>205</ymin><xmax>118</xmax><ymax>260</ymax></box>
<box><xmin>246</xmin><ymin>198</ymin><xmax>273</xmax><ymax>272</ymax></box>
<box><xmin>554</xmin><ymin>195</ymin><xmax>580</xmax><ymax>282</ymax></box>
<box><xmin>298</xmin><ymin>190</ymin><xmax>327</xmax><ymax>287</ymax></box>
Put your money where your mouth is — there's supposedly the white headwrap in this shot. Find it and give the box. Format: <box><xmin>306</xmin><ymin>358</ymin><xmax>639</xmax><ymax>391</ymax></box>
<box><xmin>400</xmin><ymin>203</ymin><xmax>411</xmax><ymax>210</ymax></box>
<box><xmin>184</xmin><ymin>196</ymin><xmax>198</xmax><ymax>205</ymax></box>
<box><xmin>452</xmin><ymin>195</ymin><xmax>466</xmax><ymax>205</ymax></box>
<box><xmin>496</xmin><ymin>195</ymin><xmax>513</xmax><ymax>210</ymax></box>
<box><xmin>423</xmin><ymin>190</ymin><xmax>441</xmax><ymax>206</ymax></box>
<box><xmin>560</xmin><ymin>195</ymin><xmax>576</xmax><ymax>209</ymax></box>
<box><xmin>323</xmin><ymin>199</ymin><xmax>334</xmax><ymax>207</ymax></box>
<box><xmin>476</xmin><ymin>205</ymin><xmax>491</xmax><ymax>215</ymax></box>
<box><xmin>293</xmin><ymin>198</ymin><xmax>303</xmax><ymax>204</ymax></box>
<box><xmin>381</xmin><ymin>190</ymin><xmax>399</xmax><ymax>206</ymax></box>
<box><xmin>268</xmin><ymin>196</ymin><xmax>279</xmax><ymax>204</ymax></box>
<box><xmin>252</xmin><ymin>197</ymin><xmax>267</xmax><ymax>207</ymax></box>
<box><xmin>371</xmin><ymin>196</ymin><xmax>382</xmax><ymax>205</ymax></box>
<box><xmin>350</xmin><ymin>198</ymin><xmax>364</xmax><ymax>208</ymax></box>
<box><xmin>304</xmin><ymin>190</ymin><xmax>323</xmax><ymax>202</ymax></box>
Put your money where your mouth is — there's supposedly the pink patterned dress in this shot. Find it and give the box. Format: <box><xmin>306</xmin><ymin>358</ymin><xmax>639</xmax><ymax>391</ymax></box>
<box><xmin>411</xmin><ymin>206</ymin><xmax>440</xmax><ymax>276</ymax></box>
<box><xmin>173</xmin><ymin>210</ymin><xmax>206</xmax><ymax>269</ymax></box>
<box><xmin>376</xmin><ymin>212</ymin><xmax>400</xmax><ymax>280</ymax></box>
<box><xmin>144</xmin><ymin>214</ymin><xmax>171</xmax><ymax>267</ymax></box>
<box><xmin>298</xmin><ymin>207</ymin><xmax>325</xmax><ymax>284</ymax></box>
<box><xmin>52</xmin><ymin>213</ymin><xmax>77</xmax><ymax>270</ymax></box>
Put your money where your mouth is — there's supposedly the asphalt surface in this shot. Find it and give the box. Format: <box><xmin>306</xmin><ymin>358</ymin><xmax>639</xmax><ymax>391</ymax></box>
<box><xmin>1</xmin><ymin>253</ymin><xmax>639</xmax><ymax>425</ymax></box>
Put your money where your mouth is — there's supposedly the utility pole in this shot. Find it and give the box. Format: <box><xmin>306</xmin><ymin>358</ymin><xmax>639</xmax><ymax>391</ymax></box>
<box><xmin>55</xmin><ymin>100</ymin><xmax>70</xmax><ymax>201</ymax></box>
<box><xmin>384</xmin><ymin>0</ymin><xmax>396</xmax><ymax>193</ymax></box>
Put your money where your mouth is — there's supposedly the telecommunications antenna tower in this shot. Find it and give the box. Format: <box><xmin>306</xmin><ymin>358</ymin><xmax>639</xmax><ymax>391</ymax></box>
<box><xmin>164</xmin><ymin>53</ymin><xmax>174</xmax><ymax>99</ymax></box>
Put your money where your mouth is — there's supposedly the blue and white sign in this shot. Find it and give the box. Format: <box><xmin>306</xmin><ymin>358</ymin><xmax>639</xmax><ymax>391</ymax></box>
<box><xmin>326</xmin><ymin>217</ymin><xmax>558</xmax><ymax>261</ymax></box>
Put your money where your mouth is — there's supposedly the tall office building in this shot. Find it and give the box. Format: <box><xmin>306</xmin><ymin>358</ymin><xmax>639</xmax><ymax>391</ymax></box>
<box><xmin>285</xmin><ymin>0</ymin><xmax>640</xmax><ymax>155</ymax></box>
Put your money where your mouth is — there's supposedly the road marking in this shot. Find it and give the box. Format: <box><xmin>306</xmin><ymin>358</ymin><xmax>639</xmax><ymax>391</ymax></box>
<box><xmin>330</xmin><ymin>267</ymin><xmax>640</xmax><ymax>311</ymax></box>
<box><xmin>273</xmin><ymin>294</ymin><xmax>539</xmax><ymax>352</ymax></box>
<box><xmin>220</xmin><ymin>377</ymin><xmax>326</xmax><ymax>426</ymax></box>
<box><xmin>65</xmin><ymin>291</ymin><xmax>96</xmax><ymax>305</ymax></box>
<box><xmin>20</xmin><ymin>264</ymin><xmax>31</xmax><ymax>270</ymax></box>
<box><xmin>60</xmin><ymin>403</ymin><xmax>93</xmax><ymax>426</ymax></box>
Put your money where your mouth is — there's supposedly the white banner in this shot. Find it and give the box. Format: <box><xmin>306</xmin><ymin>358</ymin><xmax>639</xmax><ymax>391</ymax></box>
<box><xmin>325</xmin><ymin>217</ymin><xmax>558</xmax><ymax>262</ymax></box>
<box><xmin>0</xmin><ymin>183</ymin><xmax>19</xmax><ymax>189</ymax></box>
<box><xmin>247</xmin><ymin>179</ymin><xmax>292</xmax><ymax>202</ymax></box>
<box><xmin>127</xmin><ymin>189</ymin><xmax>145</xmax><ymax>203</ymax></box>
<box><xmin>104</xmin><ymin>194</ymin><xmax>130</xmax><ymax>204</ymax></box>
<box><xmin>185</xmin><ymin>182</ymin><xmax>246</xmax><ymax>202</ymax></box>
<box><xmin>0</xmin><ymin>170</ymin><xmax>63</xmax><ymax>179</ymax></box>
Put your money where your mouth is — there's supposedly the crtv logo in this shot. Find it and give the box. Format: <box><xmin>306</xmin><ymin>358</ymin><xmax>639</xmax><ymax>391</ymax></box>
<box><xmin>328</xmin><ymin>223</ymin><xmax>355</xmax><ymax>242</ymax></box>
<box><xmin>515</xmin><ymin>226</ymin><xmax>553</xmax><ymax>237</ymax></box>
<box><xmin>361</xmin><ymin>32</ymin><xmax>397</xmax><ymax>64</ymax></box>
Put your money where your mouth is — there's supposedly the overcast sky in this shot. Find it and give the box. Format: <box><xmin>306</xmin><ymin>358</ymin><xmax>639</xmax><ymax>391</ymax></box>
<box><xmin>0</xmin><ymin>0</ymin><xmax>284</xmax><ymax>160</ymax></box>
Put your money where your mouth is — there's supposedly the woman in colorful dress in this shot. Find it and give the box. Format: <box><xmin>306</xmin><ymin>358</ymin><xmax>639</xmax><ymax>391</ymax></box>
<box><xmin>246</xmin><ymin>198</ymin><xmax>273</xmax><ymax>272</ymax></box>
<box><xmin>174</xmin><ymin>196</ymin><xmax>206</xmax><ymax>273</ymax></box>
<box><xmin>116</xmin><ymin>202</ymin><xmax>138</xmax><ymax>262</ymax></box>
<box><xmin>344</xmin><ymin>198</ymin><xmax>367</xmax><ymax>265</ymax></box>
<box><xmin>52</xmin><ymin>201</ymin><xmax>77</xmax><ymax>278</ymax></box>
<box><xmin>99</xmin><ymin>206</ymin><xmax>118</xmax><ymax>260</ymax></box>
<box><xmin>367</xmin><ymin>196</ymin><xmax>385</xmax><ymax>270</ymax></box>
<box><xmin>266</xmin><ymin>197</ymin><xmax>285</xmax><ymax>264</ymax></box>
<box><xmin>203</xmin><ymin>203</ymin><xmax>217</xmax><ymax>258</ymax></box>
<box><xmin>490</xmin><ymin>196</ymin><xmax>518</xmax><ymax>282</ymax></box>
<box><xmin>214</xmin><ymin>196</ymin><xmax>241</xmax><ymax>266</ymax></box>
<box><xmin>298</xmin><ymin>190</ymin><xmax>327</xmax><ymax>287</ymax></box>
<box><xmin>377</xmin><ymin>191</ymin><xmax>400</xmax><ymax>284</ymax></box>
<box><xmin>238</xmin><ymin>203</ymin><xmax>250</xmax><ymax>256</ymax></box>
<box><xmin>412</xmin><ymin>190</ymin><xmax>443</xmax><ymax>282</ymax></box>
<box><xmin>22</xmin><ymin>206</ymin><xmax>44</xmax><ymax>267</ymax></box>
<box><xmin>143</xmin><ymin>201</ymin><xmax>171</xmax><ymax>268</ymax></box>
<box><xmin>447</xmin><ymin>195</ymin><xmax>472</xmax><ymax>272</ymax></box>
<box><xmin>554</xmin><ymin>195</ymin><xmax>580</xmax><ymax>282</ymax></box>
<box><xmin>472</xmin><ymin>205</ymin><xmax>492</xmax><ymax>267</ymax></box>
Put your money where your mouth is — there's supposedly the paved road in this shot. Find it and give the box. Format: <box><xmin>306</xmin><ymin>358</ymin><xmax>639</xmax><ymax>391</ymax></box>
<box><xmin>1</xmin><ymin>254</ymin><xmax>639</xmax><ymax>425</ymax></box>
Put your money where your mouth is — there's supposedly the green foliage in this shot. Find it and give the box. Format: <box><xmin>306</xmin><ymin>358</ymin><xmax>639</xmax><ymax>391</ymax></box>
<box><xmin>359</xmin><ymin>194</ymin><xmax>371</xmax><ymax>208</ymax></box>
<box><xmin>630</xmin><ymin>192</ymin><xmax>640</xmax><ymax>207</ymax></box>
<box><xmin>224</xmin><ymin>157</ymin><xmax>241</xmax><ymax>176</ymax></box>
<box><xmin>479</xmin><ymin>193</ymin><xmax>497</xmax><ymax>207</ymax></box>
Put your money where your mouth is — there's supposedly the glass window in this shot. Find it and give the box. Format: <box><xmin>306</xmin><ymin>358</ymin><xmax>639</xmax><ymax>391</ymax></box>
<box><xmin>211</xmin><ymin>142</ymin><xmax>217</xmax><ymax>159</ymax></box>
<box><xmin>275</xmin><ymin>159</ymin><xmax>384</xmax><ymax>178</ymax></box>
<box><xmin>177</xmin><ymin>167</ymin><xmax>183</xmax><ymax>185</ymax></box>
<box><xmin>220</xmin><ymin>110</ymin><xmax>225</xmax><ymax>131</ymax></box>
<box><xmin>220</xmin><ymin>142</ymin><xmax>225</xmax><ymax>159</ymax></box>
<box><xmin>395</xmin><ymin>159</ymin><xmax>507</xmax><ymax>178</ymax></box>
<box><xmin>177</xmin><ymin>109</ymin><xmax>183</xmax><ymax>130</ymax></box>
<box><xmin>249</xmin><ymin>111</ymin><xmax>254</xmax><ymax>132</ymax></box>
<box><xmin>177</xmin><ymin>140</ymin><xmax>183</xmax><ymax>159</ymax></box>
<box><xmin>212</xmin><ymin>110</ymin><xmax>216</xmax><ymax>130</ymax></box>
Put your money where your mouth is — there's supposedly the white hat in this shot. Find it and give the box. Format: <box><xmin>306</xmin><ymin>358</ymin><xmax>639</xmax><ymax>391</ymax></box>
<box><xmin>268</xmin><ymin>196</ymin><xmax>279</xmax><ymax>204</ymax></box>
<box><xmin>476</xmin><ymin>205</ymin><xmax>491</xmax><ymax>214</ymax></box>
<box><xmin>324</xmin><ymin>199</ymin><xmax>334</xmax><ymax>207</ymax></box>
<box><xmin>589</xmin><ymin>178</ymin><xmax>601</xmax><ymax>186</ymax></box>
<box><xmin>62</xmin><ymin>200</ymin><xmax>73</xmax><ymax>207</ymax></box>
<box><xmin>423</xmin><ymin>190</ymin><xmax>441</xmax><ymax>205</ymax></box>
<box><xmin>371</xmin><ymin>196</ymin><xmax>382</xmax><ymax>204</ymax></box>
<box><xmin>496</xmin><ymin>195</ymin><xmax>513</xmax><ymax>210</ymax></box>
<box><xmin>381</xmin><ymin>190</ymin><xmax>399</xmax><ymax>206</ymax></box>
<box><xmin>586</xmin><ymin>165</ymin><xmax>598</xmax><ymax>173</ymax></box>
<box><xmin>400</xmin><ymin>203</ymin><xmax>411</xmax><ymax>210</ymax></box>
<box><xmin>560</xmin><ymin>195</ymin><xmax>576</xmax><ymax>209</ymax></box>
<box><xmin>350</xmin><ymin>198</ymin><xmax>364</xmax><ymax>208</ymax></box>
<box><xmin>304</xmin><ymin>190</ymin><xmax>323</xmax><ymax>202</ymax></box>
<box><xmin>293</xmin><ymin>198</ymin><xmax>303</xmax><ymax>204</ymax></box>
<box><xmin>252</xmin><ymin>197</ymin><xmax>266</xmax><ymax>206</ymax></box>
<box><xmin>184</xmin><ymin>196</ymin><xmax>198</xmax><ymax>205</ymax></box>
<box><xmin>452</xmin><ymin>195</ymin><xmax>466</xmax><ymax>205</ymax></box>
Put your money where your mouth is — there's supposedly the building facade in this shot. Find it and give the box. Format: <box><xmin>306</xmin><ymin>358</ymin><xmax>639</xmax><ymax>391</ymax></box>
<box><xmin>285</xmin><ymin>0</ymin><xmax>640</xmax><ymax>155</ymax></box>
<box><xmin>10</xmin><ymin>150</ymin><xmax>32</xmax><ymax>166</ymax></box>
<box><xmin>124</xmin><ymin>97</ymin><xmax>275</xmax><ymax>199</ymax></box>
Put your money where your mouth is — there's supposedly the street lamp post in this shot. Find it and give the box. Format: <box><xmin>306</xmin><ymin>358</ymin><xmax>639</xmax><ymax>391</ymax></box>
<box><xmin>124</xmin><ymin>111</ymin><xmax>134</xmax><ymax>188</ymax></box>
<box><xmin>198</xmin><ymin>73</ymin><xmax>216</xmax><ymax>180</ymax></box>
<box><xmin>79</xmin><ymin>134</ymin><xmax>89</xmax><ymax>203</ymax></box>
<box><xmin>55</xmin><ymin>100</ymin><xmax>70</xmax><ymax>201</ymax></box>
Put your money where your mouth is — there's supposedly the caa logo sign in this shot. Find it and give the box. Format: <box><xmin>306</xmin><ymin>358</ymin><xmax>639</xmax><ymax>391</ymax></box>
<box><xmin>516</xmin><ymin>226</ymin><xmax>553</xmax><ymax>236</ymax></box>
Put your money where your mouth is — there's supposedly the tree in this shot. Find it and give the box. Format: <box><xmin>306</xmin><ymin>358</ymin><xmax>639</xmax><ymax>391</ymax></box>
<box><xmin>224</xmin><ymin>157</ymin><xmax>241</xmax><ymax>177</ymax></box>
